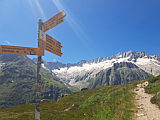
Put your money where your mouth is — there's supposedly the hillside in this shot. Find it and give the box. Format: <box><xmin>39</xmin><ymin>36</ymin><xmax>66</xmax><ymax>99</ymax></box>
<box><xmin>0</xmin><ymin>76</ymin><xmax>159</xmax><ymax>120</ymax></box>
<box><xmin>0</xmin><ymin>82</ymin><xmax>137</xmax><ymax>120</ymax></box>
<box><xmin>88</xmin><ymin>62</ymin><xmax>152</xmax><ymax>89</ymax></box>
<box><xmin>0</xmin><ymin>54</ymin><xmax>72</xmax><ymax>108</ymax></box>
<box><xmin>145</xmin><ymin>75</ymin><xmax>160</xmax><ymax>108</ymax></box>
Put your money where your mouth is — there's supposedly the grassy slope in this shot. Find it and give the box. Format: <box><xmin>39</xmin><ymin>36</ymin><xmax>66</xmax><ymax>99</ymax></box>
<box><xmin>145</xmin><ymin>75</ymin><xmax>160</xmax><ymax>108</ymax></box>
<box><xmin>0</xmin><ymin>82</ymin><xmax>137</xmax><ymax>120</ymax></box>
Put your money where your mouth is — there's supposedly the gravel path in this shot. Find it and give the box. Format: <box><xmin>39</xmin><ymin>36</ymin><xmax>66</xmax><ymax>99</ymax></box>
<box><xmin>134</xmin><ymin>82</ymin><xmax>160</xmax><ymax>120</ymax></box>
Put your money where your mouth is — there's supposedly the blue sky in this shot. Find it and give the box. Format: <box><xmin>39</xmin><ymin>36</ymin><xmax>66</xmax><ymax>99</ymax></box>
<box><xmin>0</xmin><ymin>0</ymin><xmax>160</xmax><ymax>63</ymax></box>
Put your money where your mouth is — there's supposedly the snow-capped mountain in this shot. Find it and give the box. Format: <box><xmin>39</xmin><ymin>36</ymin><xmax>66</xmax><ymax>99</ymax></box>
<box><xmin>43</xmin><ymin>51</ymin><xmax>160</xmax><ymax>87</ymax></box>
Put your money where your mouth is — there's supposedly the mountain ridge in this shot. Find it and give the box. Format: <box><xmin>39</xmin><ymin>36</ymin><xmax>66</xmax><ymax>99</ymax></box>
<box><xmin>42</xmin><ymin>51</ymin><xmax>160</xmax><ymax>70</ymax></box>
<box><xmin>42</xmin><ymin>51</ymin><xmax>160</xmax><ymax>88</ymax></box>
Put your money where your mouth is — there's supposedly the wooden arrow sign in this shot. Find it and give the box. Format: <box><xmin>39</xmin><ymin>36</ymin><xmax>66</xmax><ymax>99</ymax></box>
<box><xmin>42</xmin><ymin>10</ymin><xmax>66</xmax><ymax>32</ymax></box>
<box><xmin>45</xmin><ymin>45</ymin><xmax>62</xmax><ymax>57</ymax></box>
<box><xmin>45</xmin><ymin>34</ymin><xmax>62</xmax><ymax>56</ymax></box>
<box><xmin>46</xmin><ymin>34</ymin><xmax>62</xmax><ymax>49</ymax></box>
<box><xmin>0</xmin><ymin>45</ymin><xmax>42</xmax><ymax>56</ymax></box>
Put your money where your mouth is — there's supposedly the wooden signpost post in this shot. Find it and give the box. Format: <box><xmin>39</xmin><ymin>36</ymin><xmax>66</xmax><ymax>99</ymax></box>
<box><xmin>0</xmin><ymin>10</ymin><xmax>66</xmax><ymax>120</ymax></box>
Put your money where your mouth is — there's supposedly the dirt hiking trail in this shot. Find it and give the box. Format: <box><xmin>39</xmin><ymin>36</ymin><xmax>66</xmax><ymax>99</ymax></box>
<box><xmin>134</xmin><ymin>82</ymin><xmax>160</xmax><ymax>120</ymax></box>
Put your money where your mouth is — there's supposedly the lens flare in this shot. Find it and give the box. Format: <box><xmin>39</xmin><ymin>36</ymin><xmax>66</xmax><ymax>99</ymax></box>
<box><xmin>28</xmin><ymin>0</ymin><xmax>46</xmax><ymax>20</ymax></box>
<box><xmin>51</xmin><ymin>0</ymin><xmax>94</xmax><ymax>55</ymax></box>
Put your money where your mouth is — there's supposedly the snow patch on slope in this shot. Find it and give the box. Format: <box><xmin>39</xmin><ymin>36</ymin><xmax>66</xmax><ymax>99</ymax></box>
<box><xmin>135</xmin><ymin>58</ymin><xmax>160</xmax><ymax>76</ymax></box>
<box><xmin>52</xmin><ymin>57</ymin><xmax>131</xmax><ymax>86</ymax></box>
<box><xmin>0</xmin><ymin>63</ymin><xmax>5</xmax><ymax>70</ymax></box>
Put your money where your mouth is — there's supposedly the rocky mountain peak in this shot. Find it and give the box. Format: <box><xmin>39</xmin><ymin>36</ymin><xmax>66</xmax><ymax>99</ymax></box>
<box><xmin>113</xmin><ymin>51</ymin><xmax>149</xmax><ymax>59</ymax></box>
<box><xmin>105</xmin><ymin>51</ymin><xmax>150</xmax><ymax>61</ymax></box>
<box><xmin>87</xmin><ymin>51</ymin><xmax>150</xmax><ymax>64</ymax></box>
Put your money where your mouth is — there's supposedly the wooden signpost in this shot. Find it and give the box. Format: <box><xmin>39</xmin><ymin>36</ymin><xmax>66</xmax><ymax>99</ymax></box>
<box><xmin>0</xmin><ymin>10</ymin><xmax>66</xmax><ymax>120</ymax></box>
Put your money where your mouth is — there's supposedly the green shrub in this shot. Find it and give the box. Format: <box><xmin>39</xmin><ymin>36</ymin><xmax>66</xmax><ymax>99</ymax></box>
<box><xmin>148</xmin><ymin>75</ymin><xmax>160</xmax><ymax>83</ymax></box>
<box><xmin>145</xmin><ymin>75</ymin><xmax>160</xmax><ymax>108</ymax></box>
<box><xmin>151</xmin><ymin>91</ymin><xmax>160</xmax><ymax>108</ymax></box>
